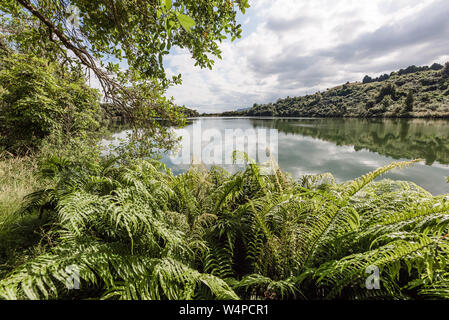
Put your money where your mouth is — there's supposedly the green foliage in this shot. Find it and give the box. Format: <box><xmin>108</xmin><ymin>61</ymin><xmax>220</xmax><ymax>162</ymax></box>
<box><xmin>179</xmin><ymin>106</ymin><xmax>200</xmax><ymax>118</ymax></box>
<box><xmin>1</xmin><ymin>156</ymin><xmax>448</xmax><ymax>300</ymax></box>
<box><xmin>430</xmin><ymin>63</ymin><xmax>444</xmax><ymax>71</ymax></box>
<box><xmin>405</xmin><ymin>91</ymin><xmax>414</xmax><ymax>113</ymax></box>
<box><xmin>0</xmin><ymin>52</ymin><xmax>102</xmax><ymax>154</ymax></box>
<box><xmin>377</xmin><ymin>84</ymin><xmax>398</xmax><ymax>103</ymax></box>
<box><xmin>1</xmin><ymin>0</ymin><xmax>249</xmax><ymax>85</ymax></box>
<box><xmin>242</xmin><ymin>63</ymin><xmax>449</xmax><ymax>119</ymax></box>
<box><xmin>0</xmin><ymin>0</ymin><xmax>249</xmax><ymax>153</ymax></box>
<box><xmin>362</xmin><ymin>75</ymin><xmax>373</xmax><ymax>84</ymax></box>
<box><xmin>442</xmin><ymin>62</ymin><xmax>449</xmax><ymax>79</ymax></box>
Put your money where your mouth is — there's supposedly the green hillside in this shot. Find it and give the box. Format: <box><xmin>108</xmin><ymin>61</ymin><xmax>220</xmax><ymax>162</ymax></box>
<box><xmin>226</xmin><ymin>62</ymin><xmax>449</xmax><ymax>118</ymax></box>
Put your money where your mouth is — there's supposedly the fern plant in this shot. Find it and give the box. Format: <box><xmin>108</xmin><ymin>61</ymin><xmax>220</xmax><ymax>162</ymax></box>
<box><xmin>0</xmin><ymin>156</ymin><xmax>238</xmax><ymax>300</ymax></box>
<box><xmin>1</xmin><ymin>155</ymin><xmax>448</xmax><ymax>300</ymax></box>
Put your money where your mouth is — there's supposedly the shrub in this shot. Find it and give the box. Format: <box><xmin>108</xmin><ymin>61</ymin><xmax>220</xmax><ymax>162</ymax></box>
<box><xmin>377</xmin><ymin>83</ymin><xmax>397</xmax><ymax>103</ymax></box>
<box><xmin>382</xmin><ymin>96</ymin><xmax>394</xmax><ymax>109</ymax></box>
<box><xmin>442</xmin><ymin>62</ymin><xmax>449</xmax><ymax>78</ymax></box>
<box><xmin>378</xmin><ymin>73</ymin><xmax>390</xmax><ymax>81</ymax></box>
<box><xmin>363</xmin><ymin>75</ymin><xmax>373</xmax><ymax>84</ymax></box>
<box><xmin>430</xmin><ymin>63</ymin><xmax>444</xmax><ymax>71</ymax></box>
<box><xmin>366</xmin><ymin>100</ymin><xmax>376</xmax><ymax>109</ymax></box>
<box><xmin>398</xmin><ymin>65</ymin><xmax>429</xmax><ymax>76</ymax></box>
<box><xmin>0</xmin><ymin>53</ymin><xmax>102</xmax><ymax>155</ymax></box>
<box><xmin>404</xmin><ymin>91</ymin><xmax>414</xmax><ymax>113</ymax></box>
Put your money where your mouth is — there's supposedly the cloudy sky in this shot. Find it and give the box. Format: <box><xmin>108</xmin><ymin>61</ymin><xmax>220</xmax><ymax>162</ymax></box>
<box><xmin>164</xmin><ymin>0</ymin><xmax>449</xmax><ymax>113</ymax></box>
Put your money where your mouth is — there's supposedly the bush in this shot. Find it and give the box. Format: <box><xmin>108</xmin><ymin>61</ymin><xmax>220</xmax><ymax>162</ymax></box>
<box><xmin>377</xmin><ymin>83</ymin><xmax>397</xmax><ymax>103</ymax></box>
<box><xmin>430</xmin><ymin>63</ymin><xmax>444</xmax><ymax>71</ymax></box>
<box><xmin>404</xmin><ymin>91</ymin><xmax>414</xmax><ymax>113</ymax></box>
<box><xmin>0</xmin><ymin>53</ymin><xmax>103</xmax><ymax>154</ymax></box>
<box><xmin>362</xmin><ymin>75</ymin><xmax>373</xmax><ymax>84</ymax></box>
<box><xmin>382</xmin><ymin>96</ymin><xmax>394</xmax><ymax>109</ymax></box>
<box><xmin>442</xmin><ymin>62</ymin><xmax>449</xmax><ymax>78</ymax></box>
<box><xmin>398</xmin><ymin>65</ymin><xmax>429</xmax><ymax>76</ymax></box>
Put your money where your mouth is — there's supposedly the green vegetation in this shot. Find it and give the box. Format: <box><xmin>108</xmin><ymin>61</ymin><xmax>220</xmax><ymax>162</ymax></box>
<box><xmin>1</xmin><ymin>155</ymin><xmax>449</xmax><ymax>299</ymax></box>
<box><xmin>0</xmin><ymin>52</ymin><xmax>104</xmax><ymax>155</ymax></box>
<box><xmin>0</xmin><ymin>153</ymin><xmax>46</xmax><ymax>280</ymax></box>
<box><xmin>225</xmin><ymin>63</ymin><xmax>449</xmax><ymax>118</ymax></box>
<box><xmin>0</xmin><ymin>154</ymin><xmax>40</xmax><ymax>217</ymax></box>
<box><xmin>1</xmin><ymin>1</ymin><xmax>449</xmax><ymax>302</ymax></box>
<box><xmin>1</xmin><ymin>0</ymin><xmax>248</xmax><ymax>151</ymax></box>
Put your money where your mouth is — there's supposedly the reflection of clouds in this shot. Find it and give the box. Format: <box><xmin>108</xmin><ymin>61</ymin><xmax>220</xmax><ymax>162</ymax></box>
<box><xmin>274</xmin><ymin>125</ymin><xmax>449</xmax><ymax>195</ymax></box>
<box><xmin>103</xmin><ymin>118</ymin><xmax>449</xmax><ymax>195</ymax></box>
<box><xmin>100</xmin><ymin>129</ymin><xmax>133</xmax><ymax>156</ymax></box>
<box><xmin>167</xmin><ymin>120</ymin><xmax>279</xmax><ymax>166</ymax></box>
<box><xmin>428</xmin><ymin>162</ymin><xmax>449</xmax><ymax>170</ymax></box>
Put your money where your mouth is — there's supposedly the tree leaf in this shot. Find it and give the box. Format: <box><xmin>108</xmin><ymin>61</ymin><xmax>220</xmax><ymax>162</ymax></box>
<box><xmin>165</xmin><ymin>0</ymin><xmax>172</xmax><ymax>11</ymax></box>
<box><xmin>177</xmin><ymin>14</ymin><xmax>195</xmax><ymax>32</ymax></box>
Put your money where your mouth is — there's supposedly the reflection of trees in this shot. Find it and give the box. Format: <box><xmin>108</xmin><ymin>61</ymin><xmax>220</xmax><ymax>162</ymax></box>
<box><xmin>250</xmin><ymin>118</ymin><xmax>449</xmax><ymax>165</ymax></box>
<box><xmin>108</xmin><ymin>119</ymin><xmax>194</xmax><ymax>135</ymax></box>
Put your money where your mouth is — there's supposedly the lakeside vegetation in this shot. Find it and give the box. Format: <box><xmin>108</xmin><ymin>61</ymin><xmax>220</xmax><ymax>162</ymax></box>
<box><xmin>1</xmin><ymin>154</ymin><xmax>449</xmax><ymax>300</ymax></box>
<box><xmin>222</xmin><ymin>63</ymin><xmax>449</xmax><ymax>118</ymax></box>
<box><xmin>1</xmin><ymin>1</ymin><xmax>449</xmax><ymax>301</ymax></box>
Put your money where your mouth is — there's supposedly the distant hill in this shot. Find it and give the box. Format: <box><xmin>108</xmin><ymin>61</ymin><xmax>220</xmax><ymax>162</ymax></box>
<box><xmin>225</xmin><ymin>62</ymin><xmax>449</xmax><ymax>118</ymax></box>
<box><xmin>178</xmin><ymin>106</ymin><xmax>200</xmax><ymax>118</ymax></box>
<box><xmin>102</xmin><ymin>103</ymin><xmax>199</xmax><ymax>120</ymax></box>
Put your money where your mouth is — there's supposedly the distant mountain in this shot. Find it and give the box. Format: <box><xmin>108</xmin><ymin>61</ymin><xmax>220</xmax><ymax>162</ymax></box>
<box><xmin>225</xmin><ymin>62</ymin><xmax>449</xmax><ymax>118</ymax></box>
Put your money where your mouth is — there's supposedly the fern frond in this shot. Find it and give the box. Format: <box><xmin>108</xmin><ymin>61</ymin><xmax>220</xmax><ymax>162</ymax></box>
<box><xmin>342</xmin><ymin>160</ymin><xmax>421</xmax><ymax>198</ymax></box>
<box><xmin>315</xmin><ymin>233</ymin><xmax>449</xmax><ymax>299</ymax></box>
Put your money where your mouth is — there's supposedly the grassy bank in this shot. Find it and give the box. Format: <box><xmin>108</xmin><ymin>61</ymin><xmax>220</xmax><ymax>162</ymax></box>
<box><xmin>0</xmin><ymin>153</ymin><xmax>48</xmax><ymax>278</ymax></box>
<box><xmin>0</xmin><ymin>153</ymin><xmax>41</xmax><ymax>218</ymax></box>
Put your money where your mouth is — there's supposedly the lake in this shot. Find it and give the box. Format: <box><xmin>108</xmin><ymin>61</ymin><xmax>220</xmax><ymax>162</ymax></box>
<box><xmin>105</xmin><ymin>117</ymin><xmax>449</xmax><ymax>195</ymax></box>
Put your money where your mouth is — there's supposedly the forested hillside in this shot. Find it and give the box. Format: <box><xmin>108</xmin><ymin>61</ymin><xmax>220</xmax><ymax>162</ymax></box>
<box><xmin>225</xmin><ymin>63</ymin><xmax>449</xmax><ymax>118</ymax></box>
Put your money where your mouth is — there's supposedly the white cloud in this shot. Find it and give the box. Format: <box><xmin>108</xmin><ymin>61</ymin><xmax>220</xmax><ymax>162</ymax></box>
<box><xmin>166</xmin><ymin>0</ymin><xmax>449</xmax><ymax>113</ymax></box>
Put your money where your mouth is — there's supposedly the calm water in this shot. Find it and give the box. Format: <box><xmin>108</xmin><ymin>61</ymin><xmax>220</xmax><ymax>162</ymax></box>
<box><xmin>106</xmin><ymin>118</ymin><xmax>449</xmax><ymax>195</ymax></box>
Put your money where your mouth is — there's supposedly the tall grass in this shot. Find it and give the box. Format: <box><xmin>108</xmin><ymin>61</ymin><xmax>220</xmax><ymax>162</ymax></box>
<box><xmin>0</xmin><ymin>153</ymin><xmax>40</xmax><ymax>218</ymax></box>
<box><xmin>0</xmin><ymin>152</ymin><xmax>46</xmax><ymax>278</ymax></box>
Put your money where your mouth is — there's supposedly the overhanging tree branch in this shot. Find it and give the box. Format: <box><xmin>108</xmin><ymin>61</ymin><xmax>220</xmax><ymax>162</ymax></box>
<box><xmin>15</xmin><ymin>0</ymin><xmax>134</xmax><ymax>119</ymax></box>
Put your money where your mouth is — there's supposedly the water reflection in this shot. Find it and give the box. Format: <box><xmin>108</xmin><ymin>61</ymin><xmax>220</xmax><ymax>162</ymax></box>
<box><xmin>106</xmin><ymin>118</ymin><xmax>449</xmax><ymax>195</ymax></box>
<box><xmin>250</xmin><ymin>118</ymin><xmax>449</xmax><ymax>166</ymax></box>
